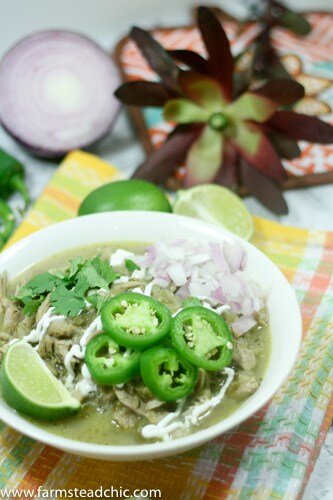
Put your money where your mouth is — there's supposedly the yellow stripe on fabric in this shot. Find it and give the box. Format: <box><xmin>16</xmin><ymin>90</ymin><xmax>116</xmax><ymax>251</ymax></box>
<box><xmin>253</xmin><ymin>216</ymin><xmax>309</xmax><ymax>281</ymax></box>
<box><xmin>253</xmin><ymin>216</ymin><xmax>308</xmax><ymax>241</ymax></box>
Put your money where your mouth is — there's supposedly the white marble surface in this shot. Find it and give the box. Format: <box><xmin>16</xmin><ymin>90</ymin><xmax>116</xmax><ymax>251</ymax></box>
<box><xmin>1</xmin><ymin>1</ymin><xmax>332</xmax><ymax>498</ymax></box>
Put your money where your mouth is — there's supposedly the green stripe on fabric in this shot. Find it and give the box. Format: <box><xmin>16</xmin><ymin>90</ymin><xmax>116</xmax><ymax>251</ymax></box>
<box><xmin>0</xmin><ymin>435</ymin><xmax>35</xmax><ymax>488</ymax></box>
<box><xmin>247</xmin><ymin>296</ymin><xmax>333</xmax><ymax>496</ymax></box>
<box><xmin>266</xmin><ymin>252</ymin><xmax>303</xmax><ymax>268</ymax></box>
<box><xmin>51</xmin><ymin>173</ymin><xmax>94</xmax><ymax>199</ymax></box>
<box><xmin>34</xmin><ymin>198</ymin><xmax>73</xmax><ymax>222</ymax></box>
<box><xmin>235</xmin><ymin>232</ymin><xmax>330</xmax><ymax>496</ymax></box>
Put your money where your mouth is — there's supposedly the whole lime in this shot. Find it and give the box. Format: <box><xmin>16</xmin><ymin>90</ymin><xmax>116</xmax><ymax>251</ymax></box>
<box><xmin>78</xmin><ymin>179</ymin><xmax>172</xmax><ymax>215</ymax></box>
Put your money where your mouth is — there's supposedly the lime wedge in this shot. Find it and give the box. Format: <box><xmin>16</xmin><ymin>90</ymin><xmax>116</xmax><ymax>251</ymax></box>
<box><xmin>0</xmin><ymin>341</ymin><xmax>80</xmax><ymax>420</ymax></box>
<box><xmin>173</xmin><ymin>185</ymin><xmax>254</xmax><ymax>240</ymax></box>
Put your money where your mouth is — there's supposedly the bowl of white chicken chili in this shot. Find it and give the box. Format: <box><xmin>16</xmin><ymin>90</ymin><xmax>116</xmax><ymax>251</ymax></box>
<box><xmin>0</xmin><ymin>211</ymin><xmax>301</xmax><ymax>460</ymax></box>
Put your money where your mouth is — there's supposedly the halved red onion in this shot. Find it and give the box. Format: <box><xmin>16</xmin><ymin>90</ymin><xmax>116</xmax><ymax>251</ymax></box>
<box><xmin>0</xmin><ymin>31</ymin><xmax>120</xmax><ymax>158</ymax></box>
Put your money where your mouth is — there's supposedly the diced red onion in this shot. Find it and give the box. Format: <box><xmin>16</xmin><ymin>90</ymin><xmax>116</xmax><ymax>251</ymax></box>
<box><xmin>232</xmin><ymin>316</ymin><xmax>257</xmax><ymax>337</ymax></box>
<box><xmin>154</xmin><ymin>278</ymin><xmax>170</xmax><ymax>288</ymax></box>
<box><xmin>230</xmin><ymin>301</ymin><xmax>243</xmax><ymax>314</ymax></box>
<box><xmin>220</xmin><ymin>275</ymin><xmax>242</xmax><ymax>298</ymax></box>
<box><xmin>211</xmin><ymin>287</ymin><xmax>228</xmax><ymax>304</ymax></box>
<box><xmin>169</xmin><ymin>247</ymin><xmax>186</xmax><ymax>261</ymax></box>
<box><xmin>223</xmin><ymin>240</ymin><xmax>245</xmax><ymax>272</ymax></box>
<box><xmin>139</xmin><ymin>239</ymin><xmax>265</xmax><ymax>321</ymax></box>
<box><xmin>187</xmin><ymin>253</ymin><xmax>211</xmax><ymax>266</ymax></box>
<box><xmin>166</xmin><ymin>263</ymin><xmax>187</xmax><ymax>286</ymax></box>
<box><xmin>176</xmin><ymin>284</ymin><xmax>190</xmax><ymax>299</ymax></box>
<box><xmin>0</xmin><ymin>31</ymin><xmax>120</xmax><ymax>158</ymax></box>
<box><xmin>209</xmin><ymin>242</ymin><xmax>229</xmax><ymax>271</ymax></box>
<box><xmin>241</xmin><ymin>297</ymin><xmax>254</xmax><ymax>317</ymax></box>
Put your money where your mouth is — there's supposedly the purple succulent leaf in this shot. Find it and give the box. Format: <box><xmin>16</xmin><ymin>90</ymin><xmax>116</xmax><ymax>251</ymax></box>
<box><xmin>197</xmin><ymin>6</ymin><xmax>233</xmax><ymax>101</ymax></box>
<box><xmin>253</xmin><ymin>45</ymin><xmax>291</xmax><ymax>80</ymax></box>
<box><xmin>268</xmin><ymin>111</ymin><xmax>333</xmax><ymax>143</ymax></box>
<box><xmin>254</xmin><ymin>79</ymin><xmax>305</xmax><ymax>106</ymax></box>
<box><xmin>130</xmin><ymin>27</ymin><xmax>179</xmax><ymax>92</ymax></box>
<box><xmin>115</xmin><ymin>81</ymin><xmax>173</xmax><ymax>107</ymax></box>
<box><xmin>132</xmin><ymin>125</ymin><xmax>202</xmax><ymax>183</ymax></box>
<box><xmin>168</xmin><ymin>50</ymin><xmax>210</xmax><ymax>74</ymax></box>
<box><xmin>240</xmin><ymin>158</ymin><xmax>289</xmax><ymax>215</ymax></box>
<box><xmin>268</xmin><ymin>131</ymin><xmax>301</xmax><ymax>159</ymax></box>
<box><xmin>274</xmin><ymin>2</ymin><xmax>311</xmax><ymax>36</ymax></box>
<box><xmin>233</xmin><ymin>122</ymin><xmax>287</xmax><ymax>181</ymax></box>
<box><xmin>214</xmin><ymin>142</ymin><xmax>238</xmax><ymax>189</ymax></box>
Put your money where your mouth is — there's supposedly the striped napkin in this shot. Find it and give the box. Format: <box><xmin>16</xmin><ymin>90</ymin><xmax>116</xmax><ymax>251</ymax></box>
<box><xmin>0</xmin><ymin>151</ymin><xmax>332</xmax><ymax>499</ymax></box>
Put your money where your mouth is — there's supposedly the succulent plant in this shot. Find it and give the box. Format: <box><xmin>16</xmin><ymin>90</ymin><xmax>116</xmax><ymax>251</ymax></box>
<box><xmin>115</xmin><ymin>6</ymin><xmax>333</xmax><ymax>214</ymax></box>
<box><xmin>245</xmin><ymin>0</ymin><xmax>311</xmax><ymax>82</ymax></box>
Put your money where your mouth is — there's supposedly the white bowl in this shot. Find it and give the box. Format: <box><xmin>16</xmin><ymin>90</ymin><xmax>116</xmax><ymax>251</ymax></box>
<box><xmin>0</xmin><ymin>211</ymin><xmax>302</xmax><ymax>460</ymax></box>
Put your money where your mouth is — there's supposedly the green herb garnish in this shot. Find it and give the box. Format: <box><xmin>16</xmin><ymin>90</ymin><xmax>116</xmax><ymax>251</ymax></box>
<box><xmin>81</xmin><ymin>256</ymin><xmax>119</xmax><ymax>289</ymax></box>
<box><xmin>50</xmin><ymin>285</ymin><xmax>86</xmax><ymax>318</ymax></box>
<box><xmin>125</xmin><ymin>259</ymin><xmax>141</xmax><ymax>273</ymax></box>
<box><xmin>14</xmin><ymin>256</ymin><xmax>119</xmax><ymax>317</ymax></box>
<box><xmin>20</xmin><ymin>295</ymin><xmax>44</xmax><ymax>315</ymax></box>
<box><xmin>18</xmin><ymin>272</ymin><xmax>63</xmax><ymax>296</ymax></box>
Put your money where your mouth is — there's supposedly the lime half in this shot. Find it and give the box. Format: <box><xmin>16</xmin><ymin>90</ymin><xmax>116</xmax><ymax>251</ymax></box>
<box><xmin>0</xmin><ymin>341</ymin><xmax>80</xmax><ymax>420</ymax></box>
<box><xmin>173</xmin><ymin>185</ymin><xmax>254</xmax><ymax>240</ymax></box>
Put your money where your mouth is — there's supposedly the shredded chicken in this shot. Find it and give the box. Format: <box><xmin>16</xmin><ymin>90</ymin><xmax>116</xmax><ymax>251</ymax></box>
<box><xmin>112</xmin><ymin>404</ymin><xmax>139</xmax><ymax>429</ymax></box>
<box><xmin>228</xmin><ymin>371</ymin><xmax>259</xmax><ymax>399</ymax></box>
<box><xmin>114</xmin><ymin>383</ymin><xmax>168</xmax><ymax>425</ymax></box>
<box><xmin>151</xmin><ymin>285</ymin><xmax>182</xmax><ymax>314</ymax></box>
<box><xmin>36</xmin><ymin>296</ymin><xmax>51</xmax><ymax>322</ymax></box>
<box><xmin>111</xmin><ymin>280</ymin><xmax>148</xmax><ymax>295</ymax></box>
<box><xmin>48</xmin><ymin>320</ymin><xmax>77</xmax><ymax>339</ymax></box>
<box><xmin>233</xmin><ymin>339</ymin><xmax>256</xmax><ymax>371</ymax></box>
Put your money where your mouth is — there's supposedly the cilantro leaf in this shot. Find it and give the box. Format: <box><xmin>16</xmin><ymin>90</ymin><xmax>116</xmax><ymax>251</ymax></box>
<box><xmin>17</xmin><ymin>272</ymin><xmax>62</xmax><ymax>298</ymax></box>
<box><xmin>125</xmin><ymin>259</ymin><xmax>141</xmax><ymax>272</ymax></box>
<box><xmin>15</xmin><ymin>255</ymin><xmax>120</xmax><ymax>318</ymax></box>
<box><xmin>73</xmin><ymin>274</ymin><xmax>90</xmax><ymax>296</ymax></box>
<box><xmin>64</xmin><ymin>257</ymin><xmax>84</xmax><ymax>280</ymax></box>
<box><xmin>79</xmin><ymin>265</ymin><xmax>108</xmax><ymax>290</ymax></box>
<box><xmin>90</xmin><ymin>256</ymin><xmax>119</xmax><ymax>285</ymax></box>
<box><xmin>20</xmin><ymin>295</ymin><xmax>44</xmax><ymax>316</ymax></box>
<box><xmin>77</xmin><ymin>257</ymin><xmax>119</xmax><ymax>291</ymax></box>
<box><xmin>50</xmin><ymin>285</ymin><xmax>85</xmax><ymax>317</ymax></box>
<box><xmin>14</xmin><ymin>284</ymin><xmax>33</xmax><ymax>301</ymax></box>
<box><xmin>53</xmin><ymin>257</ymin><xmax>84</xmax><ymax>281</ymax></box>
